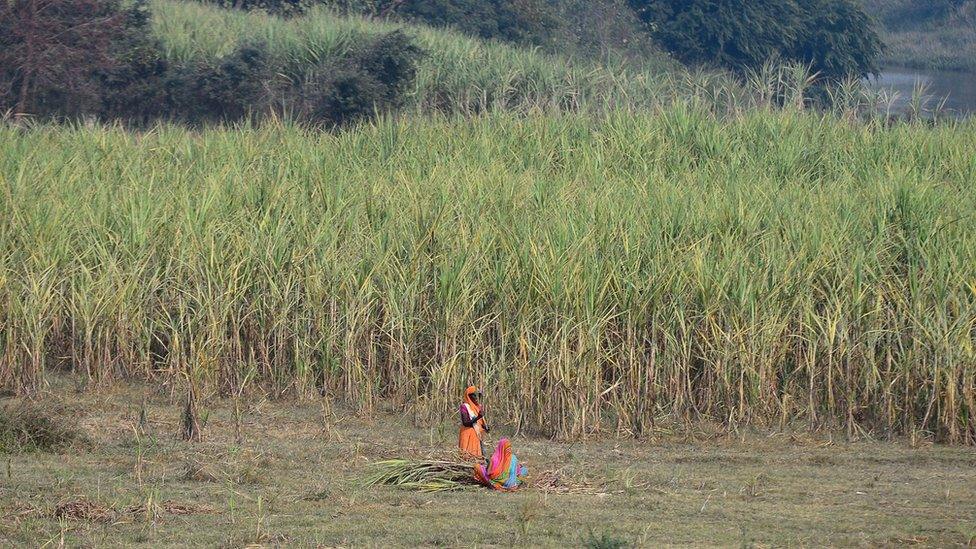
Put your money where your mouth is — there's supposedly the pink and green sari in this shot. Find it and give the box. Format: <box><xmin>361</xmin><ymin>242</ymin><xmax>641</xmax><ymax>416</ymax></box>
<box><xmin>474</xmin><ymin>438</ymin><xmax>527</xmax><ymax>491</ymax></box>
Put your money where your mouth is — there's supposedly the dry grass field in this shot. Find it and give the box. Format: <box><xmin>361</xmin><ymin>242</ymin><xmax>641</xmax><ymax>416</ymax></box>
<box><xmin>3</xmin><ymin>377</ymin><xmax>975</xmax><ymax>547</ymax></box>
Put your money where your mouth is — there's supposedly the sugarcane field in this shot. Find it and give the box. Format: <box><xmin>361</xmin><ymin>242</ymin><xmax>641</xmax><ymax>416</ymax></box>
<box><xmin>3</xmin><ymin>0</ymin><xmax>976</xmax><ymax>546</ymax></box>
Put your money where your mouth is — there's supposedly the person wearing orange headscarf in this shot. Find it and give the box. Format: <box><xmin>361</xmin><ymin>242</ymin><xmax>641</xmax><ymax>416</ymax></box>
<box><xmin>458</xmin><ymin>386</ymin><xmax>489</xmax><ymax>458</ymax></box>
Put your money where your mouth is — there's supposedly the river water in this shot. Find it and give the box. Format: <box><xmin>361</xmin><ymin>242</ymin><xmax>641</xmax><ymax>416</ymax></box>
<box><xmin>866</xmin><ymin>68</ymin><xmax>976</xmax><ymax>118</ymax></box>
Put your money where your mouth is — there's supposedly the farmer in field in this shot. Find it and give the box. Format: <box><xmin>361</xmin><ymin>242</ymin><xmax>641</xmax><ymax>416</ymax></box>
<box><xmin>458</xmin><ymin>385</ymin><xmax>489</xmax><ymax>458</ymax></box>
<box><xmin>475</xmin><ymin>438</ymin><xmax>528</xmax><ymax>491</ymax></box>
<box><xmin>458</xmin><ymin>386</ymin><xmax>528</xmax><ymax>490</ymax></box>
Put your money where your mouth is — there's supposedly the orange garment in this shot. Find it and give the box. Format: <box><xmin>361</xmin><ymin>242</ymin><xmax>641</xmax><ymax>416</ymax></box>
<box><xmin>458</xmin><ymin>385</ymin><xmax>487</xmax><ymax>458</ymax></box>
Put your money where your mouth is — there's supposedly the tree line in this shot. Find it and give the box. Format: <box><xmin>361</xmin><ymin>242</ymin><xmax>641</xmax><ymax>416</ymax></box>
<box><xmin>214</xmin><ymin>0</ymin><xmax>885</xmax><ymax>79</ymax></box>
<box><xmin>628</xmin><ymin>0</ymin><xmax>883</xmax><ymax>79</ymax></box>
<box><xmin>1</xmin><ymin>0</ymin><xmax>885</xmax><ymax>124</ymax></box>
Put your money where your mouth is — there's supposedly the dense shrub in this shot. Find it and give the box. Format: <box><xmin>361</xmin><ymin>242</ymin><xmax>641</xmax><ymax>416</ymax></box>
<box><xmin>0</xmin><ymin>0</ymin><xmax>424</xmax><ymax>126</ymax></box>
<box><xmin>150</xmin><ymin>29</ymin><xmax>423</xmax><ymax>126</ymax></box>
<box><xmin>352</xmin><ymin>30</ymin><xmax>425</xmax><ymax>104</ymax></box>
<box><xmin>792</xmin><ymin>0</ymin><xmax>884</xmax><ymax>80</ymax></box>
<box><xmin>629</xmin><ymin>0</ymin><xmax>802</xmax><ymax>72</ymax></box>
<box><xmin>0</xmin><ymin>0</ymin><xmax>179</xmax><ymax>121</ymax></box>
<box><xmin>553</xmin><ymin>0</ymin><xmax>660</xmax><ymax>63</ymax></box>
<box><xmin>167</xmin><ymin>43</ymin><xmax>275</xmax><ymax>123</ymax></box>
<box><xmin>302</xmin><ymin>30</ymin><xmax>425</xmax><ymax>126</ymax></box>
<box><xmin>628</xmin><ymin>0</ymin><xmax>883</xmax><ymax>79</ymax></box>
<box><xmin>97</xmin><ymin>0</ymin><xmax>172</xmax><ymax>123</ymax></box>
<box><xmin>305</xmin><ymin>67</ymin><xmax>390</xmax><ymax>125</ymax></box>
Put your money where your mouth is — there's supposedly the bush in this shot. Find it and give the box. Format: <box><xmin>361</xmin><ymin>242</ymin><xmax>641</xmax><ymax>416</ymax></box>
<box><xmin>0</xmin><ymin>0</ymin><xmax>129</xmax><ymax>118</ymax></box>
<box><xmin>628</xmin><ymin>0</ymin><xmax>882</xmax><ymax>79</ymax></box>
<box><xmin>306</xmin><ymin>67</ymin><xmax>389</xmax><ymax>126</ymax></box>
<box><xmin>583</xmin><ymin>530</ymin><xmax>629</xmax><ymax>549</ymax></box>
<box><xmin>0</xmin><ymin>0</ymin><xmax>176</xmax><ymax>122</ymax></box>
<box><xmin>791</xmin><ymin>0</ymin><xmax>884</xmax><ymax>80</ymax></box>
<box><xmin>553</xmin><ymin>0</ymin><xmax>660</xmax><ymax>63</ymax></box>
<box><xmin>628</xmin><ymin>0</ymin><xmax>801</xmax><ymax>72</ymax></box>
<box><xmin>98</xmin><ymin>0</ymin><xmax>172</xmax><ymax>123</ymax></box>
<box><xmin>0</xmin><ymin>0</ymin><xmax>428</xmax><ymax>126</ymax></box>
<box><xmin>301</xmin><ymin>30</ymin><xmax>424</xmax><ymax>126</ymax></box>
<box><xmin>167</xmin><ymin>42</ymin><xmax>275</xmax><ymax>124</ymax></box>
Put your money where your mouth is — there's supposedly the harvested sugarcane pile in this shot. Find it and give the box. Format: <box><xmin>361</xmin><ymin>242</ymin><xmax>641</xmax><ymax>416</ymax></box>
<box><xmin>363</xmin><ymin>458</ymin><xmax>479</xmax><ymax>492</ymax></box>
<box><xmin>366</xmin><ymin>438</ymin><xmax>530</xmax><ymax>492</ymax></box>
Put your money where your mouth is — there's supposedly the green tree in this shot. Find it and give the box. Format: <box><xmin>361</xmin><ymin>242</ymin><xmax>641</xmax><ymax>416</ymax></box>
<box><xmin>627</xmin><ymin>0</ymin><xmax>801</xmax><ymax>72</ymax></box>
<box><xmin>628</xmin><ymin>0</ymin><xmax>883</xmax><ymax>79</ymax></box>
<box><xmin>792</xmin><ymin>0</ymin><xmax>883</xmax><ymax>79</ymax></box>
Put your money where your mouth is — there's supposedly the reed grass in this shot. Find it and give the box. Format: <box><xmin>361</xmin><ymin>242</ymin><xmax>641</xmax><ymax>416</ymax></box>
<box><xmin>1</xmin><ymin>106</ymin><xmax>974</xmax><ymax>442</ymax></box>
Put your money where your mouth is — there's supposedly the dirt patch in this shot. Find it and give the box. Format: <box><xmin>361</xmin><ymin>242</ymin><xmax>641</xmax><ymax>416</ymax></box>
<box><xmin>53</xmin><ymin>497</ymin><xmax>116</xmax><ymax>523</ymax></box>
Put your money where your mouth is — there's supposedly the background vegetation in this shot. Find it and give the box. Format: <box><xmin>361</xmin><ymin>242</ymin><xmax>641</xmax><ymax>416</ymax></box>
<box><xmin>628</xmin><ymin>0</ymin><xmax>884</xmax><ymax>79</ymax></box>
<box><xmin>214</xmin><ymin>0</ymin><xmax>669</xmax><ymax>61</ymax></box>
<box><xmin>2</xmin><ymin>0</ymin><xmax>893</xmax><ymax>124</ymax></box>
<box><xmin>0</xmin><ymin>0</ymin><xmax>429</xmax><ymax>126</ymax></box>
<box><xmin>861</xmin><ymin>0</ymin><xmax>976</xmax><ymax>71</ymax></box>
<box><xmin>2</xmin><ymin>109</ymin><xmax>974</xmax><ymax>442</ymax></box>
<box><xmin>150</xmin><ymin>0</ymin><xmax>676</xmax><ymax>115</ymax></box>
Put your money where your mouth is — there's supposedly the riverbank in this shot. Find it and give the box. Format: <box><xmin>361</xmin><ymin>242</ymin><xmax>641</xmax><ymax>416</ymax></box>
<box><xmin>862</xmin><ymin>0</ymin><xmax>976</xmax><ymax>72</ymax></box>
<box><xmin>879</xmin><ymin>27</ymin><xmax>976</xmax><ymax>72</ymax></box>
<box><xmin>3</xmin><ymin>380</ymin><xmax>976</xmax><ymax>546</ymax></box>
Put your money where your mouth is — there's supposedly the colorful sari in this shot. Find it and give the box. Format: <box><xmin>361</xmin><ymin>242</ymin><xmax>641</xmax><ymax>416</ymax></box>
<box><xmin>474</xmin><ymin>438</ymin><xmax>527</xmax><ymax>491</ymax></box>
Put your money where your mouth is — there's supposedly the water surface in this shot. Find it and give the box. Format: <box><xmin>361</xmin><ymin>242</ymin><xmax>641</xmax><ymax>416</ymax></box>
<box><xmin>866</xmin><ymin>68</ymin><xmax>976</xmax><ymax>117</ymax></box>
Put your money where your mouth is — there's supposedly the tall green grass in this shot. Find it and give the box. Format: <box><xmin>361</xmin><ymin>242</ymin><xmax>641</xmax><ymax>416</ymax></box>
<box><xmin>2</xmin><ymin>107</ymin><xmax>974</xmax><ymax>442</ymax></box>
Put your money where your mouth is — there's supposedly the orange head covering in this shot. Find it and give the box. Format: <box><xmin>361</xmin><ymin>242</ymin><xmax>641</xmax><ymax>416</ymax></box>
<box><xmin>459</xmin><ymin>385</ymin><xmax>485</xmax><ymax>458</ymax></box>
<box><xmin>463</xmin><ymin>385</ymin><xmax>481</xmax><ymax>414</ymax></box>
